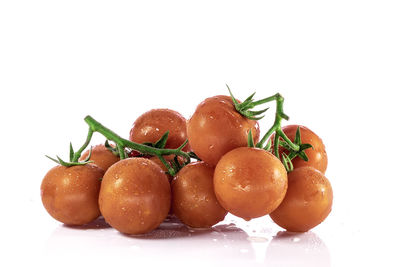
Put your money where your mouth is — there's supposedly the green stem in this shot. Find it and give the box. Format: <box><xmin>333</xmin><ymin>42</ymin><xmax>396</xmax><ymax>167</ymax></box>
<box><xmin>255</xmin><ymin>93</ymin><xmax>298</xmax><ymax>151</ymax></box>
<box><xmin>84</xmin><ymin>115</ymin><xmax>192</xmax><ymax>175</ymax></box>
<box><xmin>71</xmin><ymin>129</ymin><xmax>93</xmax><ymax>162</ymax></box>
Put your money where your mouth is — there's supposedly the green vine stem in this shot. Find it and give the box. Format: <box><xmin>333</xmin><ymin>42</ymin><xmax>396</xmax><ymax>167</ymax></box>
<box><xmin>229</xmin><ymin>88</ymin><xmax>312</xmax><ymax>172</ymax></box>
<box><xmin>254</xmin><ymin>93</ymin><xmax>298</xmax><ymax>151</ymax></box>
<box><xmin>83</xmin><ymin>115</ymin><xmax>193</xmax><ymax>176</ymax></box>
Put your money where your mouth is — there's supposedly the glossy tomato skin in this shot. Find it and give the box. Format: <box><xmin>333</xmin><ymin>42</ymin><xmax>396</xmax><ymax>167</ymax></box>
<box><xmin>129</xmin><ymin>109</ymin><xmax>190</xmax><ymax>151</ymax></box>
<box><xmin>276</xmin><ymin>125</ymin><xmax>328</xmax><ymax>173</ymax></box>
<box><xmin>99</xmin><ymin>158</ymin><xmax>171</xmax><ymax>235</ymax></box>
<box><xmin>214</xmin><ymin>147</ymin><xmax>287</xmax><ymax>221</ymax></box>
<box><xmin>41</xmin><ymin>164</ymin><xmax>104</xmax><ymax>225</ymax></box>
<box><xmin>171</xmin><ymin>162</ymin><xmax>227</xmax><ymax>228</ymax></box>
<box><xmin>270</xmin><ymin>167</ymin><xmax>333</xmax><ymax>232</ymax></box>
<box><xmin>187</xmin><ymin>95</ymin><xmax>260</xmax><ymax>166</ymax></box>
<box><xmin>80</xmin><ymin>144</ymin><xmax>119</xmax><ymax>171</ymax></box>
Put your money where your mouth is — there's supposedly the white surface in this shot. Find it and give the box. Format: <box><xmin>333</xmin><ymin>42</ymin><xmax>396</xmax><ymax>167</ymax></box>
<box><xmin>1</xmin><ymin>1</ymin><xmax>400</xmax><ymax>266</ymax></box>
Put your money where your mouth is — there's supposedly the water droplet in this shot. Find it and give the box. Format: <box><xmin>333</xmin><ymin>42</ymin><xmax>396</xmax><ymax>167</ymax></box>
<box><xmin>212</xmin><ymin>238</ymin><xmax>218</xmax><ymax>242</ymax></box>
<box><xmin>292</xmin><ymin>237</ymin><xmax>301</xmax><ymax>242</ymax></box>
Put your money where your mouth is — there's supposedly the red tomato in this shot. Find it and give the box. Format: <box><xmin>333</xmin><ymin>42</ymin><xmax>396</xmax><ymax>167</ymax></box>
<box><xmin>270</xmin><ymin>167</ymin><xmax>333</xmax><ymax>232</ymax></box>
<box><xmin>80</xmin><ymin>144</ymin><xmax>119</xmax><ymax>171</ymax></box>
<box><xmin>171</xmin><ymin>162</ymin><xmax>227</xmax><ymax>228</ymax></box>
<box><xmin>214</xmin><ymin>147</ymin><xmax>287</xmax><ymax>221</ymax></box>
<box><xmin>187</xmin><ymin>95</ymin><xmax>260</xmax><ymax>166</ymax></box>
<box><xmin>129</xmin><ymin>109</ymin><xmax>190</xmax><ymax>151</ymax></box>
<box><xmin>41</xmin><ymin>164</ymin><xmax>104</xmax><ymax>225</ymax></box>
<box><xmin>98</xmin><ymin>158</ymin><xmax>171</xmax><ymax>235</ymax></box>
<box><xmin>273</xmin><ymin>125</ymin><xmax>328</xmax><ymax>173</ymax></box>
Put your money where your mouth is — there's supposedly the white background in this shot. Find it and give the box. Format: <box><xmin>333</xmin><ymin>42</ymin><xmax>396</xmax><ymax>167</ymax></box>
<box><xmin>1</xmin><ymin>1</ymin><xmax>399</xmax><ymax>266</ymax></box>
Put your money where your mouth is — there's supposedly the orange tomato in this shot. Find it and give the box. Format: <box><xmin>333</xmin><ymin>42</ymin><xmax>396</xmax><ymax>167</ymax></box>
<box><xmin>270</xmin><ymin>167</ymin><xmax>333</xmax><ymax>232</ymax></box>
<box><xmin>99</xmin><ymin>158</ymin><xmax>170</xmax><ymax>234</ymax></box>
<box><xmin>171</xmin><ymin>162</ymin><xmax>227</xmax><ymax>228</ymax></box>
<box><xmin>214</xmin><ymin>147</ymin><xmax>287</xmax><ymax>220</ymax></box>
<box><xmin>80</xmin><ymin>144</ymin><xmax>119</xmax><ymax>171</ymax></box>
<box><xmin>41</xmin><ymin>164</ymin><xmax>104</xmax><ymax>225</ymax></box>
<box><xmin>187</xmin><ymin>95</ymin><xmax>260</xmax><ymax>166</ymax></box>
<box><xmin>129</xmin><ymin>109</ymin><xmax>190</xmax><ymax>151</ymax></box>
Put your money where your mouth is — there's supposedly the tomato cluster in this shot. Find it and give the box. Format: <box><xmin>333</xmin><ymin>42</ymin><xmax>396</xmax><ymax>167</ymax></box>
<box><xmin>41</xmin><ymin>90</ymin><xmax>333</xmax><ymax>235</ymax></box>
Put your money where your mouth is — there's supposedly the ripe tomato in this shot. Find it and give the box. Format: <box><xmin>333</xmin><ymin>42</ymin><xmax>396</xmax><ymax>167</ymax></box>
<box><xmin>99</xmin><ymin>158</ymin><xmax>171</xmax><ymax>235</ymax></box>
<box><xmin>214</xmin><ymin>147</ymin><xmax>287</xmax><ymax>221</ymax></box>
<box><xmin>79</xmin><ymin>144</ymin><xmax>119</xmax><ymax>171</ymax></box>
<box><xmin>41</xmin><ymin>164</ymin><xmax>104</xmax><ymax>225</ymax></box>
<box><xmin>171</xmin><ymin>162</ymin><xmax>227</xmax><ymax>228</ymax></box>
<box><xmin>270</xmin><ymin>167</ymin><xmax>333</xmax><ymax>232</ymax></box>
<box><xmin>187</xmin><ymin>95</ymin><xmax>260</xmax><ymax>166</ymax></box>
<box><xmin>274</xmin><ymin>125</ymin><xmax>328</xmax><ymax>173</ymax></box>
<box><xmin>129</xmin><ymin>109</ymin><xmax>190</xmax><ymax>151</ymax></box>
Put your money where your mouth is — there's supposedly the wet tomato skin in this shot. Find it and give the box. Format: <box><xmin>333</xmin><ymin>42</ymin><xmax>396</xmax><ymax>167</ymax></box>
<box><xmin>270</xmin><ymin>167</ymin><xmax>333</xmax><ymax>232</ymax></box>
<box><xmin>80</xmin><ymin>144</ymin><xmax>119</xmax><ymax>171</ymax></box>
<box><xmin>41</xmin><ymin>164</ymin><xmax>104</xmax><ymax>225</ymax></box>
<box><xmin>276</xmin><ymin>125</ymin><xmax>328</xmax><ymax>173</ymax></box>
<box><xmin>187</xmin><ymin>95</ymin><xmax>260</xmax><ymax>166</ymax></box>
<box><xmin>99</xmin><ymin>158</ymin><xmax>171</xmax><ymax>235</ymax></box>
<box><xmin>214</xmin><ymin>147</ymin><xmax>287</xmax><ymax>221</ymax></box>
<box><xmin>171</xmin><ymin>162</ymin><xmax>227</xmax><ymax>228</ymax></box>
<box><xmin>129</xmin><ymin>109</ymin><xmax>190</xmax><ymax>151</ymax></box>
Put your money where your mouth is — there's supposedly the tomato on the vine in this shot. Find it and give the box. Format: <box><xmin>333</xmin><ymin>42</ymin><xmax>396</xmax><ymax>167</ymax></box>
<box><xmin>99</xmin><ymin>158</ymin><xmax>171</xmax><ymax>235</ymax></box>
<box><xmin>214</xmin><ymin>147</ymin><xmax>287</xmax><ymax>221</ymax></box>
<box><xmin>270</xmin><ymin>166</ymin><xmax>333</xmax><ymax>232</ymax></box>
<box><xmin>129</xmin><ymin>109</ymin><xmax>190</xmax><ymax>151</ymax></box>
<box><xmin>41</xmin><ymin>164</ymin><xmax>104</xmax><ymax>225</ymax></box>
<box><xmin>79</xmin><ymin>144</ymin><xmax>119</xmax><ymax>171</ymax></box>
<box><xmin>272</xmin><ymin>125</ymin><xmax>327</xmax><ymax>173</ymax></box>
<box><xmin>171</xmin><ymin>162</ymin><xmax>227</xmax><ymax>228</ymax></box>
<box><xmin>187</xmin><ymin>95</ymin><xmax>260</xmax><ymax>166</ymax></box>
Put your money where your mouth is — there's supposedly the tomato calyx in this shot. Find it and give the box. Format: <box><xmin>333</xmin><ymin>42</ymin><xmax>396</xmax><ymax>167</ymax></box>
<box><xmin>45</xmin><ymin>129</ymin><xmax>95</xmax><ymax>167</ymax></box>
<box><xmin>227</xmin><ymin>84</ymin><xmax>270</xmax><ymax>120</ymax></box>
<box><xmin>233</xmin><ymin>88</ymin><xmax>313</xmax><ymax>172</ymax></box>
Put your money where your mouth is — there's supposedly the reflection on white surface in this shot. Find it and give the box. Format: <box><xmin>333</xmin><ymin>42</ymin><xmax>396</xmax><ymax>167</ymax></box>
<box><xmin>43</xmin><ymin>214</ymin><xmax>330</xmax><ymax>267</ymax></box>
<box><xmin>265</xmin><ymin>231</ymin><xmax>331</xmax><ymax>267</ymax></box>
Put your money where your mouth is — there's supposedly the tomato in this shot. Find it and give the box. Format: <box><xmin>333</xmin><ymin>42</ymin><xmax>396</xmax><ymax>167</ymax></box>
<box><xmin>41</xmin><ymin>164</ymin><xmax>104</xmax><ymax>225</ymax></box>
<box><xmin>99</xmin><ymin>158</ymin><xmax>171</xmax><ymax>234</ymax></box>
<box><xmin>270</xmin><ymin>167</ymin><xmax>333</xmax><ymax>232</ymax></box>
<box><xmin>273</xmin><ymin>125</ymin><xmax>328</xmax><ymax>173</ymax></box>
<box><xmin>129</xmin><ymin>109</ymin><xmax>190</xmax><ymax>151</ymax></box>
<box><xmin>171</xmin><ymin>162</ymin><xmax>227</xmax><ymax>228</ymax></box>
<box><xmin>79</xmin><ymin>144</ymin><xmax>119</xmax><ymax>171</ymax></box>
<box><xmin>214</xmin><ymin>147</ymin><xmax>287</xmax><ymax>221</ymax></box>
<box><xmin>187</xmin><ymin>95</ymin><xmax>260</xmax><ymax>166</ymax></box>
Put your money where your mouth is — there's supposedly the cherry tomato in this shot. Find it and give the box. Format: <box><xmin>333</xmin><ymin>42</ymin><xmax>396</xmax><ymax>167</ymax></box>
<box><xmin>99</xmin><ymin>158</ymin><xmax>171</xmax><ymax>234</ymax></box>
<box><xmin>41</xmin><ymin>164</ymin><xmax>104</xmax><ymax>225</ymax></box>
<box><xmin>171</xmin><ymin>162</ymin><xmax>227</xmax><ymax>228</ymax></box>
<box><xmin>273</xmin><ymin>125</ymin><xmax>328</xmax><ymax>173</ymax></box>
<box><xmin>214</xmin><ymin>147</ymin><xmax>287</xmax><ymax>221</ymax></box>
<box><xmin>129</xmin><ymin>109</ymin><xmax>190</xmax><ymax>151</ymax></box>
<box><xmin>270</xmin><ymin>167</ymin><xmax>333</xmax><ymax>232</ymax></box>
<box><xmin>79</xmin><ymin>144</ymin><xmax>119</xmax><ymax>171</ymax></box>
<box><xmin>187</xmin><ymin>95</ymin><xmax>260</xmax><ymax>166</ymax></box>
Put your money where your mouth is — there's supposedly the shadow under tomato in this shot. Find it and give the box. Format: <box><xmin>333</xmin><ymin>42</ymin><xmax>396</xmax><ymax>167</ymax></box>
<box><xmin>63</xmin><ymin>216</ymin><xmax>111</xmax><ymax>230</ymax></box>
<box><xmin>123</xmin><ymin>216</ymin><xmax>247</xmax><ymax>240</ymax></box>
